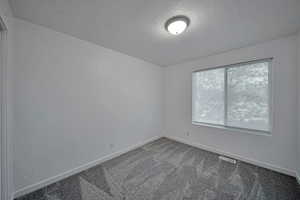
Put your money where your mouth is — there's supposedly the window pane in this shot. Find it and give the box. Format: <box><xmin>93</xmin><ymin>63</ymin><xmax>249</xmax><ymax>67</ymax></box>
<box><xmin>227</xmin><ymin>62</ymin><xmax>269</xmax><ymax>131</ymax></box>
<box><xmin>192</xmin><ymin>68</ymin><xmax>224</xmax><ymax>125</ymax></box>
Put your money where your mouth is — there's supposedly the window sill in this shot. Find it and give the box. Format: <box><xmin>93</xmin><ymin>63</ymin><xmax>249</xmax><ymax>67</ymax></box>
<box><xmin>192</xmin><ymin>122</ymin><xmax>271</xmax><ymax>136</ymax></box>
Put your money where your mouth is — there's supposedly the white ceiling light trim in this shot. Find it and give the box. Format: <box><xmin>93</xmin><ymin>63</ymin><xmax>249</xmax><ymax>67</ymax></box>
<box><xmin>165</xmin><ymin>15</ymin><xmax>190</xmax><ymax>35</ymax></box>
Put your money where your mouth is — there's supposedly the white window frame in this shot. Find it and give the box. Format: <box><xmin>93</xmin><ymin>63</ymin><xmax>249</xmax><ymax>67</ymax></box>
<box><xmin>0</xmin><ymin>16</ymin><xmax>9</xmax><ymax>200</ymax></box>
<box><xmin>192</xmin><ymin>58</ymin><xmax>273</xmax><ymax>135</ymax></box>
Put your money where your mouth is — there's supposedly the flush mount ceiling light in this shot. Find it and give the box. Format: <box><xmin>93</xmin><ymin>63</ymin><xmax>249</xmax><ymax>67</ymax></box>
<box><xmin>165</xmin><ymin>15</ymin><xmax>190</xmax><ymax>35</ymax></box>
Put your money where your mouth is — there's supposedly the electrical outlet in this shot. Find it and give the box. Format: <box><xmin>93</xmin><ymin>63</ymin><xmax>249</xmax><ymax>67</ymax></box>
<box><xmin>109</xmin><ymin>144</ymin><xmax>114</xmax><ymax>149</ymax></box>
<box><xmin>186</xmin><ymin>131</ymin><xmax>190</xmax><ymax>136</ymax></box>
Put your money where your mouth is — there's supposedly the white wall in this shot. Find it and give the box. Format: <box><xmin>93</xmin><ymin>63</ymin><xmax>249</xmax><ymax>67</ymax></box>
<box><xmin>165</xmin><ymin>36</ymin><xmax>298</xmax><ymax>175</ymax></box>
<box><xmin>11</xmin><ymin>18</ymin><xmax>164</xmax><ymax>192</ymax></box>
<box><xmin>0</xmin><ymin>0</ymin><xmax>12</xmax><ymax>19</ymax></box>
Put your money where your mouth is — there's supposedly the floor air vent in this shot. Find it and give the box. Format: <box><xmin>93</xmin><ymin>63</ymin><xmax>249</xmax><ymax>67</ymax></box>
<box><xmin>219</xmin><ymin>156</ymin><xmax>237</xmax><ymax>164</ymax></box>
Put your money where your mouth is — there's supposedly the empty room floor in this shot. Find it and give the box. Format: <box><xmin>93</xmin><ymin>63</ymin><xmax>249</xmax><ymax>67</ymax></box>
<box><xmin>16</xmin><ymin>138</ymin><xmax>299</xmax><ymax>200</ymax></box>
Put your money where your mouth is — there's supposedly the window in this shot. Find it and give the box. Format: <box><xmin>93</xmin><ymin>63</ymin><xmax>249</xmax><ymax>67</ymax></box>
<box><xmin>192</xmin><ymin>59</ymin><xmax>272</xmax><ymax>133</ymax></box>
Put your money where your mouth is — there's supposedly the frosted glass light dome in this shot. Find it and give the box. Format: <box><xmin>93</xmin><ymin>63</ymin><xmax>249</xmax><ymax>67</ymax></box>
<box><xmin>165</xmin><ymin>16</ymin><xmax>190</xmax><ymax>35</ymax></box>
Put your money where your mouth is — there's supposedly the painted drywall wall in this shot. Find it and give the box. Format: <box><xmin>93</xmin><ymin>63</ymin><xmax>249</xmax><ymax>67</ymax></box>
<box><xmin>165</xmin><ymin>35</ymin><xmax>298</xmax><ymax>174</ymax></box>
<box><xmin>11</xmin><ymin>18</ymin><xmax>163</xmax><ymax>192</ymax></box>
<box><xmin>0</xmin><ymin>0</ymin><xmax>12</xmax><ymax>19</ymax></box>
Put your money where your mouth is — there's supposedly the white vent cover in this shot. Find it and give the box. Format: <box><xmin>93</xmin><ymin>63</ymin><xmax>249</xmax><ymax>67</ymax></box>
<box><xmin>219</xmin><ymin>156</ymin><xmax>237</xmax><ymax>164</ymax></box>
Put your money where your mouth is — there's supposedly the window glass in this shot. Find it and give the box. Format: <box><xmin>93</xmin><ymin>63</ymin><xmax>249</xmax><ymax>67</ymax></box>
<box><xmin>192</xmin><ymin>68</ymin><xmax>225</xmax><ymax>125</ymax></box>
<box><xmin>227</xmin><ymin>62</ymin><xmax>269</xmax><ymax>131</ymax></box>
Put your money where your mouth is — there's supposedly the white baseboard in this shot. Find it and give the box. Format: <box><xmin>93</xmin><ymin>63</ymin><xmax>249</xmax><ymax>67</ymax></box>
<box><xmin>165</xmin><ymin>135</ymin><xmax>297</xmax><ymax>178</ymax></box>
<box><xmin>13</xmin><ymin>136</ymin><xmax>161</xmax><ymax>199</ymax></box>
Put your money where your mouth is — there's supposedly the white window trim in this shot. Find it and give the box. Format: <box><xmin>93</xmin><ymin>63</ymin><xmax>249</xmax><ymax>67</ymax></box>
<box><xmin>191</xmin><ymin>58</ymin><xmax>273</xmax><ymax>135</ymax></box>
<box><xmin>0</xmin><ymin>16</ymin><xmax>9</xmax><ymax>200</ymax></box>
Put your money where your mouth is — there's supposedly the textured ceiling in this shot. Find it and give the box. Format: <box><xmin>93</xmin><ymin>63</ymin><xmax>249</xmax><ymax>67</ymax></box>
<box><xmin>10</xmin><ymin>0</ymin><xmax>300</xmax><ymax>66</ymax></box>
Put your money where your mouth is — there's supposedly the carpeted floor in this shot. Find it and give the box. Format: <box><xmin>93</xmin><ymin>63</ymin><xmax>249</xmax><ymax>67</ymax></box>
<box><xmin>16</xmin><ymin>138</ymin><xmax>299</xmax><ymax>200</ymax></box>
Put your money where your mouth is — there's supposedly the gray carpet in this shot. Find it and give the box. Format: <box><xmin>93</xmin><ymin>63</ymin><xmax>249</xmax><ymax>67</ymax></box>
<box><xmin>16</xmin><ymin>138</ymin><xmax>299</xmax><ymax>200</ymax></box>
